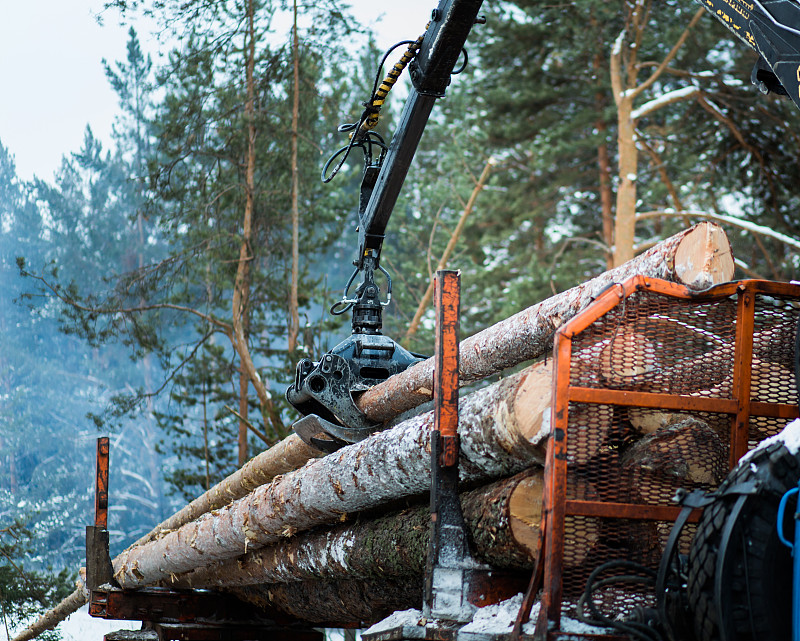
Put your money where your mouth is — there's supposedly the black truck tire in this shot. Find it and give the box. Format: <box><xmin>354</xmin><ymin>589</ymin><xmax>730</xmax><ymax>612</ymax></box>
<box><xmin>687</xmin><ymin>439</ymin><xmax>799</xmax><ymax>641</ymax></box>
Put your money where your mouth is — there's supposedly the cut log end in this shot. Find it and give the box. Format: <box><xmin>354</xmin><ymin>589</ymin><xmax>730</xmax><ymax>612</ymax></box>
<box><xmin>508</xmin><ymin>472</ymin><xmax>544</xmax><ymax>558</ymax></box>
<box><xmin>673</xmin><ymin>221</ymin><xmax>734</xmax><ymax>290</ymax></box>
<box><xmin>512</xmin><ymin>360</ymin><xmax>553</xmax><ymax>444</ymax></box>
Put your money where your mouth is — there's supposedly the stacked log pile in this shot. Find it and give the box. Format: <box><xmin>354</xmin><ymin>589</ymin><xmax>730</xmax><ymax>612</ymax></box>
<box><xmin>13</xmin><ymin>222</ymin><xmax>738</xmax><ymax>640</ymax></box>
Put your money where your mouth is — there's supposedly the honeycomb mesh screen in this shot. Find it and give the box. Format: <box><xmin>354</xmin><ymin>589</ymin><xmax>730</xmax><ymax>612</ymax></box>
<box><xmin>554</xmin><ymin>287</ymin><xmax>800</xmax><ymax>624</ymax></box>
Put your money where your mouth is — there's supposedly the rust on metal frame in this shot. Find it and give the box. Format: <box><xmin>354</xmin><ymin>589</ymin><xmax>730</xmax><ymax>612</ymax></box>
<box><xmin>537</xmin><ymin>277</ymin><xmax>800</xmax><ymax>638</ymax></box>
<box><xmin>565</xmin><ymin>500</ymin><xmax>701</xmax><ymax>522</ymax></box>
<box><xmin>569</xmin><ymin>388</ymin><xmax>795</xmax><ymax>419</ymax></box>
<box><xmin>730</xmin><ymin>283</ymin><xmax>756</xmax><ymax>466</ymax></box>
<box><xmin>537</xmin><ymin>320</ymin><xmax>574</xmax><ymax>638</ymax></box>
<box><xmin>434</xmin><ymin>270</ymin><xmax>461</xmax><ymax>465</ymax></box>
<box><xmin>90</xmin><ymin>588</ymin><xmax>281</xmax><ymax>624</ymax></box>
<box><xmin>95</xmin><ymin>436</ymin><xmax>110</xmax><ymax>529</ymax></box>
<box><xmin>462</xmin><ymin>569</ymin><xmax>529</xmax><ymax>608</ymax></box>
<box><xmin>568</xmin><ymin>387</ymin><xmax>738</xmax><ymax>413</ymax></box>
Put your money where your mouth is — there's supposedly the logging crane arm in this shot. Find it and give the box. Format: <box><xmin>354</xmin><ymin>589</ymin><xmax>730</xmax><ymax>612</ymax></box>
<box><xmin>286</xmin><ymin>0</ymin><xmax>486</xmax><ymax>450</ymax></box>
<box><xmin>287</xmin><ymin>0</ymin><xmax>800</xmax><ymax>450</ymax></box>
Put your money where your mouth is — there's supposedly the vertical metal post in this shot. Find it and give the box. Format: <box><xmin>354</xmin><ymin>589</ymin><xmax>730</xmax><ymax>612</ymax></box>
<box><xmin>435</xmin><ymin>270</ymin><xmax>461</xmax><ymax>463</ymax></box>
<box><xmin>424</xmin><ymin>270</ymin><xmax>474</xmax><ymax>621</ymax></box>
<box><xmin>95</xmin><ymin>436</ymin><xmax>110</xmax><ymax>528</ymax></box>
<box><xmin>731</xmin><ymin>284</ymin><xmax>755</xmax><ymax>467</ymax></box>
<box><xmin>87</xmin><ymin>436</ymin><xmax>115</xmax><ymax>589</ymax></box>
<box><xmin>537</xmin><ymin>332</ymin><xmax>573</xmax><ymax>639</ymax></box>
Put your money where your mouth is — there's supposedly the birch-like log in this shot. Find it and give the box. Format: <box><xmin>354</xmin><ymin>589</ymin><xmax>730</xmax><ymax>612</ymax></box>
<box><xmin>128</xmin><ymin>434</ymin><xmax>322</xmax><ymax>549</ymax></box>
<box><xmin>11</xmin><ymin>585</ymin><xmax>88</xmax><ymax>641</ymax></box>
<box><xmin>167</xmin><ymin>469</ymin><xmax>544</xmax><ymax>589</ymax></box>
<box><xmin>113</xmin><ymin>363</ymin><xmax>551</xmax><ymax>589</ymax></box>
<box><xmin>356</xmin><ymin>222</ymin><xmax>734</xmax><ymax>423</ymax></box>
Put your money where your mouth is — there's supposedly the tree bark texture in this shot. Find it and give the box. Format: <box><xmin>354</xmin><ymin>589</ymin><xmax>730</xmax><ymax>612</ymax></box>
<box><xmin>166</xmin><ymin>469</ymin><xmax>542</xmax><ymax>590</ymax></box>
<box><xmin>356</xmin><ymin>223</ymin><xmax>734</xmax><ymax>423</ymax></box>
<box><xmin>229</xmin><ymin>576</ymin><xmax>423</xmax><ymax>626</ymax></box>
<box><xmin>287</xmin><ymin>0</ymin><xmax>301</xmax><ymax>352</ymax></box>
<box><xmin>128</xmin><ymin>434</ymin><xmax>323</xmax><ymax>549</ymax></box>
<box><xmin>11</xmin><ymin>437</ymin><xmax>325</xmax><ymax>639</ymax></box>
<box><xmin>112</xmin><ymin>365</ymin><xmax>548</xmax><ymax>589</ymax></box>
<box><xmin>620</xmin><ymin>417</ymin><xmax>727</xmax><ymax>505</ymax></box>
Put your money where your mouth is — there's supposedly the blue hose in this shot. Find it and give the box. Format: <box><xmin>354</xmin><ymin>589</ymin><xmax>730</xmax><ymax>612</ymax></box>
<box><xmin>778</xmin><ymin>485</ymin><xmax>800</xmax><ymax>641</ymax></box>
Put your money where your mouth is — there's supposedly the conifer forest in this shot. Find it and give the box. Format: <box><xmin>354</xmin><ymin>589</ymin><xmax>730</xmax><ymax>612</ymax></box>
<box><xmin>2</xmin><ymin>0</ymin><xmax>799</xmax><ymax>635</ymax></box>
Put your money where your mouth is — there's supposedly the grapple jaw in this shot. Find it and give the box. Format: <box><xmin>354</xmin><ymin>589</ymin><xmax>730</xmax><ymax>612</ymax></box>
<box><xmin>286</xmin><ymin>332</ymin><xmax>422</xmax><ymax>451</ymax></box>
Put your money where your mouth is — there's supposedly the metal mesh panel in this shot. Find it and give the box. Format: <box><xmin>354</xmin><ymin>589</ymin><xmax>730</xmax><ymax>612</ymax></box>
<box><xmin>752</xmin><ymin>294</ymin><xmax>799</xmax><ymax>406</ymax></box>
<box><xmin>547</xmin><ymin>281</ymin><xmax>800</xmax><ymax>634</ymax></box>
<box><xmin>568</xmin><ymin>292</ymin><xmax>738</xmax><ymax>396</ymax></box>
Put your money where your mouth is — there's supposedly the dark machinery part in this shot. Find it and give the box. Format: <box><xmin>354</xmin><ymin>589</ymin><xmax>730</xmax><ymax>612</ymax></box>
<box><xmin>686</xmin><ymin>440</ymin><xmax>799</xmax><ymax>641</ymax></box>
<box><xmin>697</xmin><ymin>0</ymin><xmax>800</xmax><ymax>110</ymax></box>
<box><xmin>286</xmin><ymin>244</ymin><xmax>421</xmax><ymax>448</ymax></box>
<box><xmin>287</xmin><ymin>0</ymin><xmax>485</xmax><ymax>447</ymax></box>
<box><xmin>356</xmin><ymin>0</ymin><xmax>484</xmax><ymax>271</ymax></box>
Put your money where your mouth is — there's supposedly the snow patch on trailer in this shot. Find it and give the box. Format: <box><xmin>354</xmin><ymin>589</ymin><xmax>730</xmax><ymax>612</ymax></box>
<box><xmin>741</xmin><ymin>417</ymin><xmax>800</xmax><ymax>464</ymax></box>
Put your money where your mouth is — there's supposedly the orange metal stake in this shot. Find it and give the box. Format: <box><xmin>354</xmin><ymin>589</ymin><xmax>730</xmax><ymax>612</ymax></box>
<box><xmin>434</xmin><ymin>270</ymin><xmax>460</xmax><ymax>466</ymax></box>
<box><xmin>95</xmin><ymin>436</ymin><xmax>110</xmax><ymax>529</ymax></box>
<box><xmin>87</xmin><ymin>436</ymin><xmax>114</xmax><ymax>590</ymax></box>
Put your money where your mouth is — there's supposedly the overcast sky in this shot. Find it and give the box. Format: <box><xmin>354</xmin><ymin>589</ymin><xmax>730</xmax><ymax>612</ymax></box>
<box><xmin>0</xmin><ymin>0</ymin><xmax>438</xmax><ymax>182</ymax></box>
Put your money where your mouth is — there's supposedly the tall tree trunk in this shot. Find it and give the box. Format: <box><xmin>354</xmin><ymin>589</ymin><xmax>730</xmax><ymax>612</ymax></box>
<box><xmin>288</xmin><ymin>0</ymin><xmax>301</xmax><ymax>352</ymax></box>
<box><xmin>232</xmin><ymin>0</ymin><xmax>256</xmax><ymax>465</ymax></box>
<box><xmin>231</xmin><ymin>0</ymin><xmax>284</xmax><ymax>445</ymax></box>
<box><xmin>202</xmin><ymin>379</ymin><xmax>210</xmax><ymax>489</ymax></box>
<box><xmin>597</xmin><ymin>130</ymin><xmax>614</xmax><ymax>270</ymax></box>
<box><xmin>613</xmin><ymin>100</ymin><xmax>638</xmax><ymax>267</ymax></box>
<box><xmin>238</xmin><ymin>363</ymin><xmax>249</xmax><ymax>466</ymax></box>
<box><xmin>609</xmin><ymin>7</ymin><xmax>705</xmax><ymax>267</ymax></box>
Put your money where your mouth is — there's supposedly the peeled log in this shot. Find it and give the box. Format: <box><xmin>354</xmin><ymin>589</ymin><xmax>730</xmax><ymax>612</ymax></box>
<box><xmin>356</xmin><ymin>222</ymin><xmax>734</xmax><ymax>423</ymax></box>
<box><xmin>129</xmin><ymin>434</ymin><xmax>323</xmax><ymax>548</ymax></box>
<box><xmin>113</xmin><ymin>364</ymin><xmax>550</xmax><ymax>589</ymax></box>
<box><xmin>11</xmin><ymin>585</ymin><xmax>88</xmax><ymax>641</ymax></box>
<box><xmin>167</xmin><ymin>469</ymin><xmax>544</xmax><ymax>590</ymax></box>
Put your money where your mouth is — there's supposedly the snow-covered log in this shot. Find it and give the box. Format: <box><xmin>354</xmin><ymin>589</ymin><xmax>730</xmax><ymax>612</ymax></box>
<box><xmin>165</xmin><ymin>469</ymin><xmax>543</xmax><ymax>589</ymax></box>
<box><xmin>356</xmin><ymin>222</ymin><xmax>734</xmax><ymax>423</ymax></box>
<box><xmin>112</xmin><ymin>363</ymin><xmax>550</xmax><ymax>589</ymax></box>
<box><xmin>10</xmin><ymin>436</ymin><xmax>324</xmax><ymax>641</ymax></box>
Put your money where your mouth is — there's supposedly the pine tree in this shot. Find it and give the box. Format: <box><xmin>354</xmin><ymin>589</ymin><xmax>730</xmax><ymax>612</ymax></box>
<box><xmin>390</xmin><ymin>0</ymin><xmax>800</xmax><ymax>338</ymax></box>
<box><xmin>0</xmin><ymin>520</ymin><xmax>72</xmax><ymax>641</ymax></box>
<box><xmin>16</xmin><ymin>1</ymin><xmax>362</xmax><ymax>499</ymax></box>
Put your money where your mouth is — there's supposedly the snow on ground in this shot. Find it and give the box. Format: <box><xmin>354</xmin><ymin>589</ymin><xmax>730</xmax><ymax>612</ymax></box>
<box><xmin>363</xmin><ymin>595</ymin><xmax>612</xmax><ymax>638</ymax></box>
<box><xmin>1</xmin><ymin>605</ymin><xmax>139</xmax><ymax>641</ymax></box>
<box><xmin>4</xmin><ymin>596</ymin><xmax>614</xmax><ymax>641</ymax></box>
